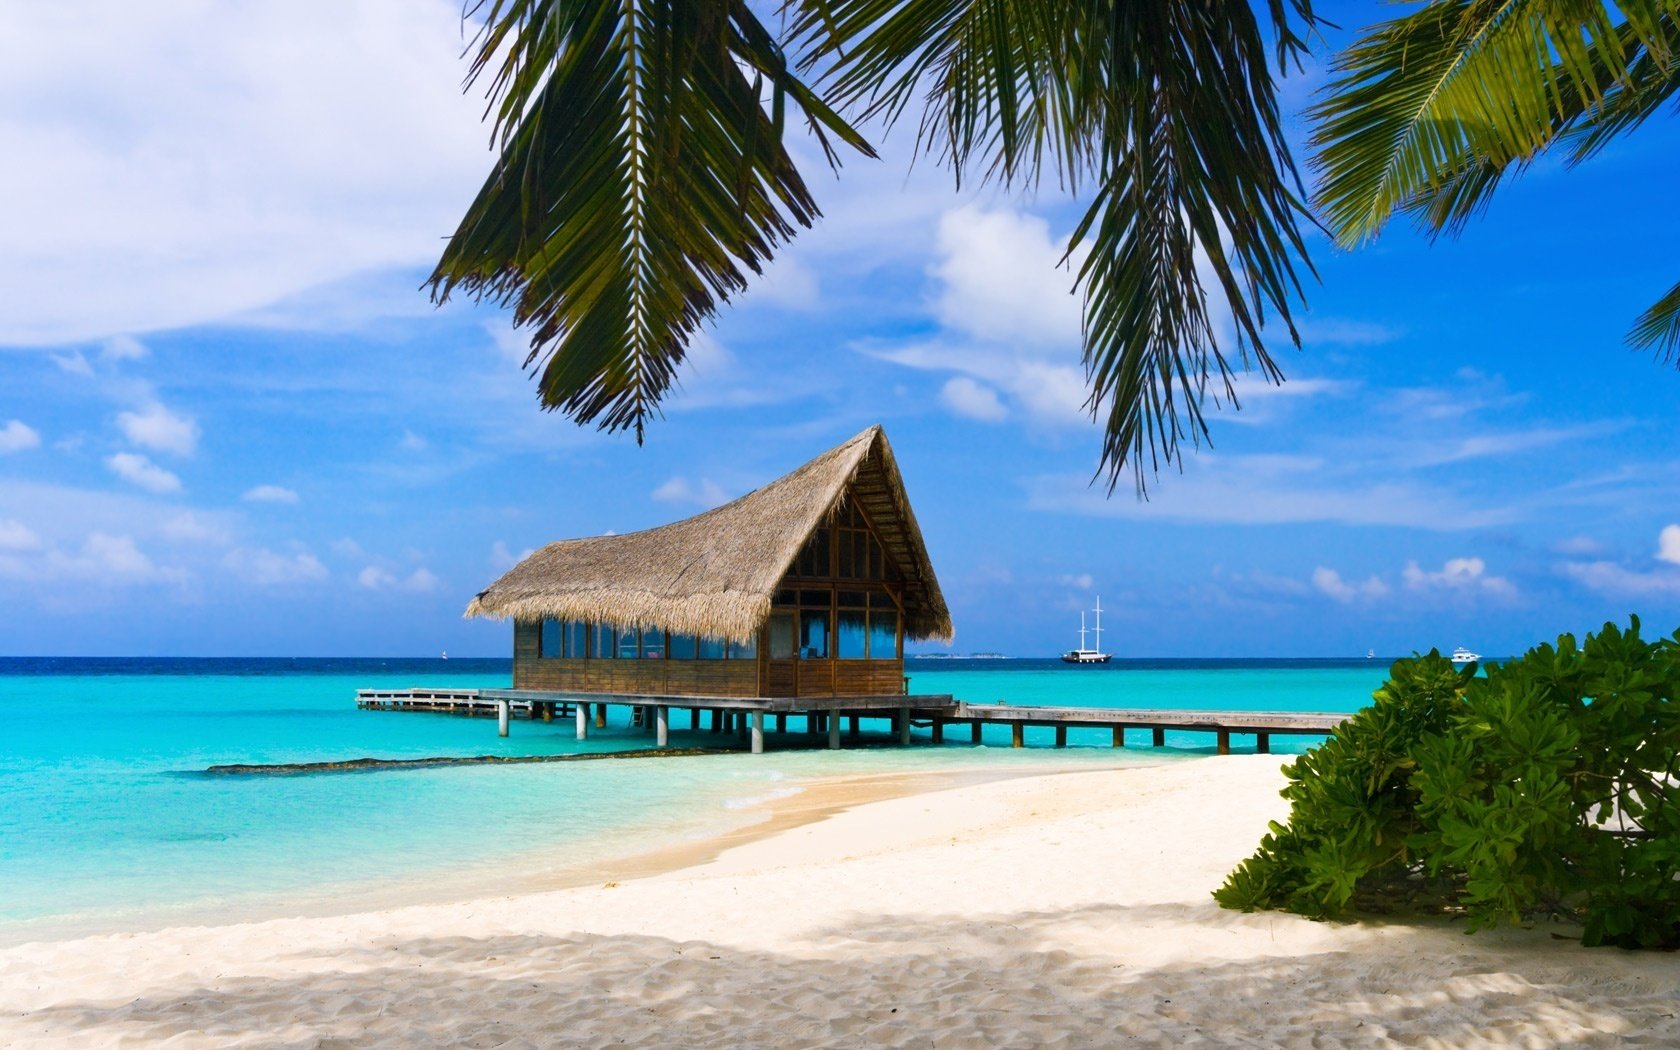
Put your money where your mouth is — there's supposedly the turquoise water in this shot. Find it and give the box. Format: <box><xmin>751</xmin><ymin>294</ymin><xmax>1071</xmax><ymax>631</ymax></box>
<box><xmin>0</xmin><ymin>657</ymin><xmax>1390</xmax><ymax>944</ymax></box>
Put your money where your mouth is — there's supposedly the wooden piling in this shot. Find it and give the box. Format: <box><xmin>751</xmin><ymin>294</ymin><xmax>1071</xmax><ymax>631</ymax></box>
<box><xmin>898</xmin><ymin>706</ymin><xmax>911</xmax><ymax>745</ymax></box>
<box><xmin>751</xmin><ymin>711</ymin><xmax>765</xmax><ymax>755</ymax></box>
<box><xmin>827</xmin><ymin>711</ymin><xmax>841</xmax><ymax>750</ymax></box>
<box><xmin>576</xmin><ymin>703</ymin><xmax>589</xmax><ymax>742</ymax></box>
<box><xmin>497</xmin><ymin>700</ymin><xmax>510</xmax><ymax>738</ymax></box>
<box><xmin>1152</xmin><ymin>727</ymin><xmax>1165</xmax><ymax>747</ymax></box>
<box><xmin>656</xmin><ymin>706</ymin><xmax>669</xmax><ymax>747</ymax></box>
<box><xmin>1011</xmin><ymin>723</ymin><xmax>1024</xmax><ymax>748</ymax></box>
<box><xmin>971</xmin><ymin>721</ymin><xmax>983</xmax><ymax>745</ymax></box>
<box><xmin>594</xmin><ymin>703</ymin><xmax>606</xmax><ymax>729</ymax></box>
<box><xmin>1256</xmin><ymin>732</ymin><xmax>1269</xmax><ymax>754</ymax></box>
<box><xmin>1112</xmin><ymin>726</ymin><xmax>1124</xmax><ymax>747</ymax></box>
<box><xmin>1217</xmin><ymin>729</ymin><xmax>1231</xmax><ymax>756</ymax></box>
<box><xmin>1054</xmin><ymin>726</ymin><xmax>1067</xmax><ymax>748</ymax></box>
<box><xmin>848</xmin><ymin>714</ymin><xmax>860</xmax><ymax>740</ymax></box>
<box><xmin>775</xmin><ymin>713</ymin><xmax>787</xmax><ymax>734</ymax></box>
<box><xmin>931</xmin><ymin>717</ymin><xmax>944</xmax><ymax>744</ymax></box>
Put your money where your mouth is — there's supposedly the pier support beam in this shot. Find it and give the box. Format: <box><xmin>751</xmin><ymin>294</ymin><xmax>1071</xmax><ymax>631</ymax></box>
<box><xmin>849</xmin><ymin>715</ymin><xmax>860</xmax><ymax>740</ymax></box>
<box><xmin>1256</xmin><ymin>732</ymin><xmax>1270</xmax><ymax>754</ymax></box>
<box><xmin>1011</xmin><ymin>723</ymin><xmax>1025</xmax><ymax>748</ymax></box>
<box><xmin>1217</xmin><ymin>729</ymin><xmax>1231</xmax><ymax>756</ymax></box>
<box><xmin>594</xmin><ymin>704</ymin><xmax>606</xmax><ymax>729</ymax></box>
<box><xmin>827</xmin><ymin>710</ymin><xmax>841</xmax><ymax>750</ymax></box>
<box><xmin>971</xmin><ymin>721</ymin><xmax>983</xmax><ymax>745</ymax></box>
<box><xmin>931</xmin><ymin>717</ymin><xmax>944</xmax><ymax>744</ymax></box>
<box><xmin>497</xmin><ymin>700</ymin><xmax>510</xmax><ymax>738</ymax></box>
<box><xmin>1152</xmin><ymin>727</ymin><xmax>1165</xmax><ymax>748</ymax></box>
<box><xmin>775</xmin><ymin>714</ymin><xmax>787</xmax><ymax>734</ymax></box>
<box><xmin>541</xmin><ymin>702</ymin><xmax>552</xmax><ymax>724</ymax></box>
<box><xmin>576</xmin><ymin>703</ymin><xmax>589</xmax><ymax>742</ymax></box>
<box><xmin>1112</xmin><ymin>726</ymin><xmax>1125</xmax><ymax>748</ymax></box>
<box><xmin>751</xmin><ymin>711</ymin><xmax>765</xmax><ymax>755</ymax></box>
<box><xmin>1055</xmin><ymin>726</ymin><xmax>1067</xmax><ymax>748</ymax></box>
<box><xmin>898</xmin><ymin>706</ymin><xmax>911</xmax><ymax>746</ymax></box>
<box><xmin>656</xmin><ymin>706</ymin><xmax>669</xmax><ymax>747</ymax></box>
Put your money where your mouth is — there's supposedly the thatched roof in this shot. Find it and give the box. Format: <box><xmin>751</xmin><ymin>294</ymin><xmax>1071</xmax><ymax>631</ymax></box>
<box><xmin>465</xmin><ymin>425</ymin><xmax>952</xmax><ymax>644</ymax></box>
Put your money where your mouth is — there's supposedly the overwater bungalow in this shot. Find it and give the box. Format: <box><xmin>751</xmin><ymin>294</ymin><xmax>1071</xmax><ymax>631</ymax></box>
<box><xmin>465</xmin><ymin>425</ymin><xmax>953</xmax><ymax>711</ymax></box>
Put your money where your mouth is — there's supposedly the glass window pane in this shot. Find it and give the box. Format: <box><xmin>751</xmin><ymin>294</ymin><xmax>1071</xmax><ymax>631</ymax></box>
<box><xmin>641</xmin><ymin>626</ymin><xmax>664</xmax><ymax>659</ymax></box>
<box><xmin>769</xmin><ymin>614</ymin><xmax>794</xmax><ymax>659</ymax></box>
<box><xmin>592</xmin><ymin>623</ymin><xmax>615</xmax><ymax>659</ymax></box>
<box><xmin>667</xmin><ymin>633</ymin><xmax>696</xmax><ymax>660</ymax></box>
<box><xmin>731</xmin><ymin>632</ymin><xmax>758</xmax><ymax>660</ymax></box>
<box><xmin>800</xmin><ymin>589</ymin><xmax>830</xmax><ymax>607</ymax></box>
<box><xmin>837</xmin><ymin>610</ymin><xmax>867</xmax><ymax>659</ymax></box>
<box><xmin>799</xmin><ymin>609</ymin><xmax>830</xmax><ymax>660</ymax></box>
<box><xmin>617</xmin><ymin>628</ymin><xmax>640</xmax><ymax>659</ymax></box>
<box><xmin>540</xmin><ymin>619</ymin><xmax>559</xmax><ymax>658</ymax></box>
<box><xmin>697</xmin><ymin>635</ymin><xmax>726</xmax><ymax>660</ymax></box>
<box><xmin>810</xmin><ymin>527</ymin><xmax>830</xmax><ymax>577</ymax></box>
<box><xmin>565</xmin><ymin>621</ymin><xmax>588</xmax><ymax>658</ymax></box>
<box><xmin>837</xmin><ymin>590</ymin><xmax>867</xmax><ymax>609</ymax></box>
<box><xmin>869</xmin><ymin>610</ymin><xmax>898</xmax><ymax>660</ymax></box>
<box><xmin>837</xmin><ymin>530</ymin><xmax>854</xmax><ymax>578</ymax></box>
<box><xmin>775</xmin><ymin>588</ymin><xmax>796</xmax><ymax>606</ymax></box>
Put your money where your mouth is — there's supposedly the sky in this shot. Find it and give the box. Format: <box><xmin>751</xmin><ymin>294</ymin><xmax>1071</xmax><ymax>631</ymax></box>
<box><xmin>2</xmin><ymin>0</ymin><xmax>1678</xmax><ymax>659</ymax></box>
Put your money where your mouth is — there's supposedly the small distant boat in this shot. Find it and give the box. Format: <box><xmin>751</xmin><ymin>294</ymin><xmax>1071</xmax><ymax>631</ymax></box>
<box><xmin>441</xmin><ymin>651</ymin><xmax>449</xmax><ymax>661</ymax></box>
<box><xmin>1061</xmin><ymin>597</ymin><xmax>1112</xmax><ymax>664</ymax></box>
<box><xmin>1366</xmin><ymin>648</ymin><xmax>1375</xmax><ymax>659</ymax></box>
<box><xmin>1450</xmin><ymin>647</ymin><xmax>1480</xmax><ymax>665</ymax></box>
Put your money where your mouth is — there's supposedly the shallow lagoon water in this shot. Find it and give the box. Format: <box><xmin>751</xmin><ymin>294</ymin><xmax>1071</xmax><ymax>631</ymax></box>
<box><xmin>0</xmin><ymin>657</ymin><xmax>1392</xmax><ymax>943</ymax></box>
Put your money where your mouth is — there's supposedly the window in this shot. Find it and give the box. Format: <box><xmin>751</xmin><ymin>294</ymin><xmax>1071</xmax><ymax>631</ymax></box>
<box><xmin>697</xmin><ymin>635</ymin><xmax>726</xmax><ymax>660</ymax></box>
<box><xmin>667</xmin><ymin>633</ymin><xmax>697</xmax><ymax>660</ymax></box>
<box><xmin>593</xmin><ymin>623</ymin><xmax>618</xmax><ymax>660</ymax></box>
<box><xmin>640</xmin><ymin>626</ymin><xmax>664</xmax><ymax>659</ymax></box>
<box><xmin>869</xmin><ymin>607</ymin><xmax>899</xmax><ymax>660</ymax></box>
<box><xmin>799</xmin><ymin>608</ymin><xmax>830</xmax><ymax>660</ymax></box>
<box><xmin>617</xmin><ymin>628</ymin><xmax>640</xmax><ymax>659</ymax></box>
<box><xmin>731</xmin><ymin>633</ymin><xmax>758</xmax><ymax>659</ymax></box>
<box><xmin>769</xmin><ymin>613</ymin><xmax>794</xmax><ymax>659</ymax></box>
<box><xmin>836</xmin><ymin>609</ymin><xmax>868</xmax><ymax>659</ymax></box>
<box><xmin>541</xmin><ymin>619</ymin><xmax>588</xmax><ymax>657</ymax></box>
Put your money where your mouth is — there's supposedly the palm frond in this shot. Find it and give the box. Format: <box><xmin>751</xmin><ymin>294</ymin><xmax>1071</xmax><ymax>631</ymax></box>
<box><xmin>797</xmin><ymin>0</ymin><xmax>1319</xmax><ymax>491</ymax></box>
<box><xmin>1630</xmin><ymin>280</ymin><xmax>1680</xmax><ymax>361</ymax></box>
<box><xmin>429</xmin><ymin>0</ymin><xmax>873</xmax><ymax>439</ymax></box>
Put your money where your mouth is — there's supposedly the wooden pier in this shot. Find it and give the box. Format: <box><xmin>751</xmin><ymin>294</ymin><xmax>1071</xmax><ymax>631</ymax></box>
<box><xmin>356</xmin><ymin>688</ymin><xmax>1345</xmax><ymax>755</ymax></box>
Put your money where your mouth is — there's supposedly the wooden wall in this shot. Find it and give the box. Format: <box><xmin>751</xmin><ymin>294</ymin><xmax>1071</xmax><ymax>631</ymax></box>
<box><xmin>512</xmin><ymin>622</ymin><xmax>903</xmax><ymax>698</ymax></box>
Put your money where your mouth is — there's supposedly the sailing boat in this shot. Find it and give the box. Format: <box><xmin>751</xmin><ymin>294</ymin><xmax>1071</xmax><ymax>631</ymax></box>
<box><xmin>1061</xmin><ymin>597</ymin><xmax>1112</xmax><ymax>664</ymax></box>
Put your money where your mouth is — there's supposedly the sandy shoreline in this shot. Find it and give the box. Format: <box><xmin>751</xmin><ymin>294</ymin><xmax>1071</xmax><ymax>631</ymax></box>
<box><xmin>5</xmin><ymin>755</ymin><xmax>1679</xmax><ymax>1047</ymax></box>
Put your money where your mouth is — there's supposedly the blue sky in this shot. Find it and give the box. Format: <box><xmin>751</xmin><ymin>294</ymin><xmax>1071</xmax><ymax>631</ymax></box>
<box><xmin>2</xmin><ymin>0</ymin><xmax>1678</xmax><ymax>658</ymax></box>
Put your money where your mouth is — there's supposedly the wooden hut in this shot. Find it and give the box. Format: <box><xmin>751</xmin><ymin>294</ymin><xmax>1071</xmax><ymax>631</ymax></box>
<box><xmin>466</xmin><ymin>425</ymin><xmax>952</xmax><ymax>699</ymax></box>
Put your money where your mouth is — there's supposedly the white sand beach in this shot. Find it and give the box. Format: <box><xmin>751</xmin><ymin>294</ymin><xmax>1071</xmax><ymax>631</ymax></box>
<box><xmin>4</xmin><ymin>755</ymin><xmax>1678</xmax><ymax>1048</ymax></box>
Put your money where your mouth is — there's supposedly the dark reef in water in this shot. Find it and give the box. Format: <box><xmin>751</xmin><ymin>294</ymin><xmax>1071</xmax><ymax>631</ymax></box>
<box><xmin>205</xmin><ymin>746</ymin><xmax>732</xmax><ymax>776</ymax></box>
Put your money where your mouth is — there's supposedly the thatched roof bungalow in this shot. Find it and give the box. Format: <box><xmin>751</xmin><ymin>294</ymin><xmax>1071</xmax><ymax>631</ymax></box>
<box><xmin>468</xmin><ymin>425</ymin><xmax>950</xmax><ymax>698</ymax></box>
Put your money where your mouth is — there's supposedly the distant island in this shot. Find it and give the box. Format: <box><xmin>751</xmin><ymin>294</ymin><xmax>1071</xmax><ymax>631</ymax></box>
<box><xmin>908</xmin><ymin>652</ymin><xmax>1008</xmax><ymax>660</ymax></box>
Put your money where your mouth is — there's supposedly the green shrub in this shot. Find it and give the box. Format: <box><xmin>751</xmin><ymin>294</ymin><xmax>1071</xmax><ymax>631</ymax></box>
<box><xmin>1214</xmin><ymin>618</ymin><xmax>1680</xmax><ymax>949</ymax></box>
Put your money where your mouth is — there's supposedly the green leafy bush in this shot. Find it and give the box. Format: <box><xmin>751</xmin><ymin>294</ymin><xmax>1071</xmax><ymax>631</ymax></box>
<box><xmin>1215</xmin><ymin>618</ymin><xmax>1680</xmax><ymax>949</ymax></box>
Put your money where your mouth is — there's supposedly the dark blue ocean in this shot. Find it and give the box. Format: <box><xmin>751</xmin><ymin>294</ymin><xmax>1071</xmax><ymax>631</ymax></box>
<box><xmin>0</xmin><ymin>656</ymin><xmax>1393</xmax><ymax>943</ymax></box>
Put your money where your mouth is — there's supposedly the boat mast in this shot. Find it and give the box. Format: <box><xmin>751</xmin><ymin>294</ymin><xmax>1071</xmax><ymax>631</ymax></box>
<box><xmin>1093</xmin><ymin>596</ymin><xmax>1103</xmax><ymax>654</ymax></box>
<box><xmin>1077</xmin><ymin>611</ymin><xmax>1088</xmax><ymax>652</ymax></box>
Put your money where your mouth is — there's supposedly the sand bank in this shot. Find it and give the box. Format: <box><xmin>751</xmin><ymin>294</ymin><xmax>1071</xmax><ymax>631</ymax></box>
<box><xmin>4</xmin><ymin>755</ymin><xmax>1677</xmax><ymax>1047</ymax></box>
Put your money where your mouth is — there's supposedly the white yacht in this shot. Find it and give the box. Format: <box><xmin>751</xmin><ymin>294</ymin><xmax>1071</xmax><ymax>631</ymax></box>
<box><xmin>1061</xmin><ymin>597</ymin><xmax>1113</xmax><ymax>664</ymax></box>
<box><xmin>1450</xmin><ymin>647</ymin><xmax>1481</xmax><ymax>665</ymax></box>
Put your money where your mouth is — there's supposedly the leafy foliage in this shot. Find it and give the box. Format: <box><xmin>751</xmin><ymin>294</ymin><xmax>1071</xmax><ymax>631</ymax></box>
<box><xmin>1216</xmin><ymin>618</ymin><xmax>1680</xmax><ymax>949</ymax></box>
<box><xmin>1310</xmin><ymin>0</ymin><xmax>1680</xmax><ymax>360</ymax></box>
<box><xmin>432</xmin><ymin>0</ymin><xmax>1321</xmax><ymax>492</ymax></box>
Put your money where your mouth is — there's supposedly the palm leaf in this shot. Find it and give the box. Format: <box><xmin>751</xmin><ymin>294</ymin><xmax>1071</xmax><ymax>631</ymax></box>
<box><xmin>429</xmin><ymin>0</ymin><xmax>873</xmax><ymax>439</ymax></box>
<box><xmin>1630</xmin><ymin>281</ymin><xmax>1680</xmax><ymax>362</ymax></box>
<box><xmin>796</xmin><ymin>0</ymin><xmax>1319</xmax><ymax>491</ymax></box>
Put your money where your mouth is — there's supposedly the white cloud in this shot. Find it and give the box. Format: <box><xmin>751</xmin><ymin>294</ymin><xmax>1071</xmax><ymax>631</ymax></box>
<box><xmin>652</xmin><ymin>476</ymin><xmax>729</xmax><ymax>509</ymax></box>
<box><xmin>243</xmin><ymin>484</ymin><xmax>299</xmax><ymax>504</ymax></box>
<box><xmin>1553</xmin><ymin>535</ymin><xmax>1604</xmax><ymax>556</ymax></box>
<box><xmin>1658</xmin><ymin>525</ymin><xmax>1680</xmax><ymax>566</ymax></box>
<box><xmin>1312</xmin><ymin>566</ymin><xmax>1390</xmax><ymax>603</ymax></box>
<box><xmin>939</xmin><ymin>376</ymin><xmax>1008</xmax><ymax>422</ymax></box>
<box><xmin>932</xmin><ymin>206</ymin><xmax>1083</xmax><ymax>348</ymax></box>
<box><xmin>101</xmin><ymin>335</ymin><xmax>148</xmax><ymax>362</ymax></box>
<box><xmin>490</xmin><ymin>539</ymin><xmax>535</xmax><ymax>571</ymax></box>
<box><xmin>1402</xmin><ymin>557</ymin><xmax>1515</xmax><ymax>597</ymax></box>
<box><xmin>1560</xmin><ymin>560</ymin><xmax>1680</xmax><ymax>595</ymax></box>
<box><xmin>160</xmin><ymin>512</ymin><xmax>229</xmax><ymax>545</ymax></box>
<box><xmin>0</xmin><ymin>420</ymin><xmax>41</xmax><ymax>453</ymax></box>
<box><xmin>0</xmin><ymin>532</ymin><xmax>186</xmax><ymax>585</ymax></box>
<box><xmin>0</xmin><ymin>519</ymin><xmax>41</xmax><ymax>550</ymax></box>
<box><xmin>223</xmin><ymin>546</ymin><xmax>328</xmax><ymax>585</ymax></box>
<box><xmin>1059</xmin><ymin>573</ymin><xmax>1094</xmax><ymax>590</ymax></box>
<box><xmin>331</xmin><ymin>537</ymin><xmax>366</xmax><ymax>559</ymax></box>
<box><xmin>1297</xmin><ymin>318</ymin><xmax>1401</xmax><ymax>347</ymax></box>
<box><xmin>358</xmin><ymin>564</ymin><xmax>438</xmax><ymax>592</ymax></box>
<box><xmin>116</xmin><ymin>402</ymin><xmax>199</xmax><ymax>456</ymax></box>
<box><xmin>50</xmin><ymin>351</ymin><xmax>93</xmax><ymax>376</ymax></box>
<box><xmin>0</xmin><ymin>0</ymin><xmax>489</xmax><ymax>346</ymax></box>
<box><xmin>105</xmin><ymin>452</ymin><xmax>182</xmax><ymax>493</ymax></box>
<box><xmin>399</xmin><ymin>429</ymin><xmax>428</xmax><ymax>451</ymax></box>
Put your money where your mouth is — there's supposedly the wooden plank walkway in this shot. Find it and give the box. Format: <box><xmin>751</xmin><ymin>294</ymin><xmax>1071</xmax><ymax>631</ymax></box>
<box><xmin>356</xmin><ymin>688</ymin><xmax>1347</xmax><ymax>755</ymax></box>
